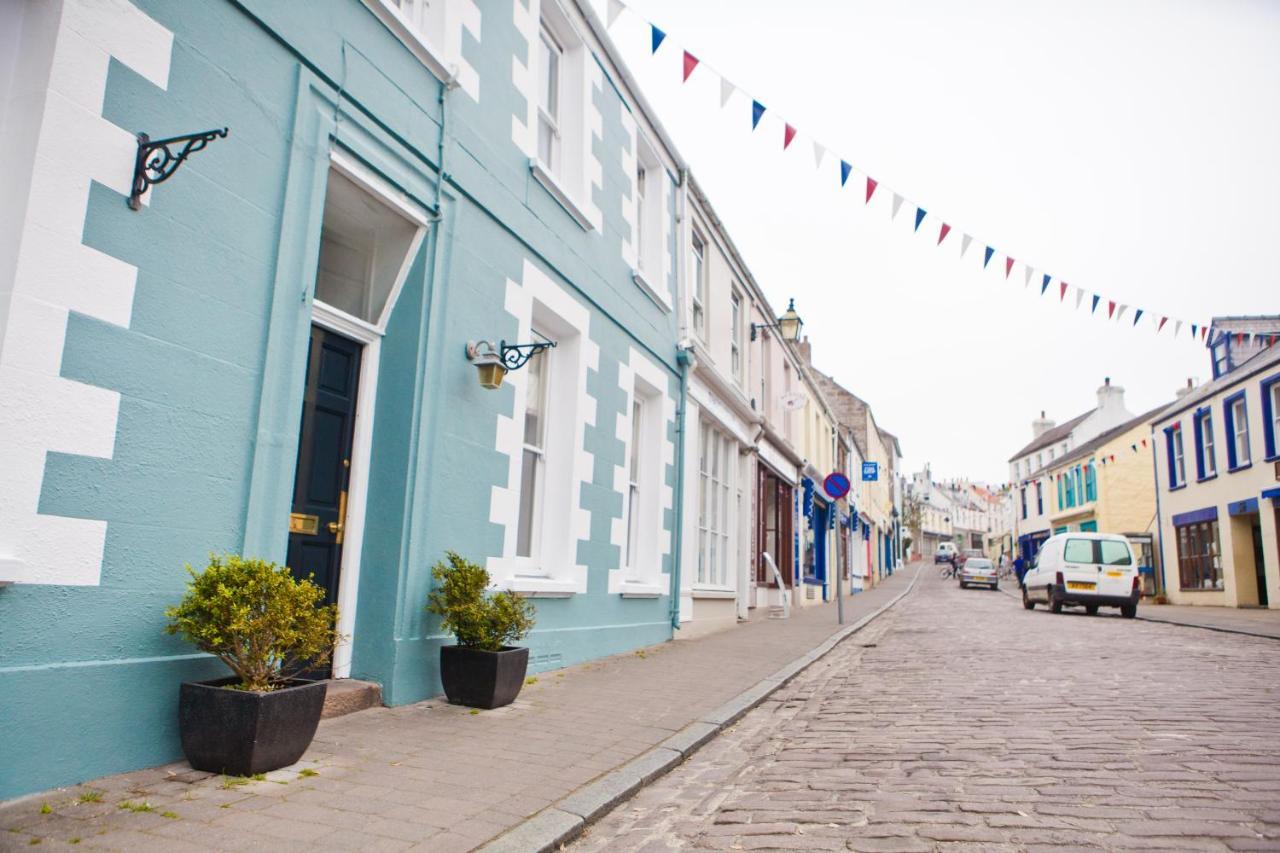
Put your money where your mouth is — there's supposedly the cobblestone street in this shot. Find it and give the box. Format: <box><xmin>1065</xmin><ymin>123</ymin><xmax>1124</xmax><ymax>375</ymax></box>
<box><xmin>572</xmin><ymin>570</ymin><xmax>1280</xmax><ymax>852</ymax></box>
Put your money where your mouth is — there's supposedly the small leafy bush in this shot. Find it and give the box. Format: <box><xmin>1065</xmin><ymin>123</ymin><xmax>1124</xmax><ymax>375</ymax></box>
<box><xmin>165</xmin><ymin>554</ymin><xmax>340</xmax><ymax>692</ymax></box>
<box><xmin>425</xmin><ymin>552</ymin><xmax>535</xmax><ymax>651</ymax></box>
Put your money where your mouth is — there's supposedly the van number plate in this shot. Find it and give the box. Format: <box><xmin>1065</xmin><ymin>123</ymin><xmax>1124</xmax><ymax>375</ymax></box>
<box><xmin>1067</xmin><ymin>581</ymin><xmax>1097</xmax><ymax>591</ymax></box>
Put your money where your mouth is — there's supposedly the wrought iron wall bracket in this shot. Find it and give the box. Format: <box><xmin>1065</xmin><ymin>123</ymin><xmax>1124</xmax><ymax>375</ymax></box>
<box><xmin>498</xmin><ymin>339</ymin><xmax>556</xmax><ymax>371</ymax></box>
<box><xmin>128</xmin><ymin>128</ymin><xmax>228</xmax><ymax>210</ymax></box>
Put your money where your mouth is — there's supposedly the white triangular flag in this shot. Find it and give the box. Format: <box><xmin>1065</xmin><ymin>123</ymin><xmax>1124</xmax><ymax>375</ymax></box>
<box><xmin>719</xmin><ymin>77</ymin><xmax>735</xmax><ymax>108</ymax></box>
<box><xmin>606</xmin><ymin>0</ymin><xmax>624</xmax><ymax>27</ymax></box>
<box><xmin>891</xmin><ymin>193</ymin><xmax>904</xmax><ymax>220</ymax></box>
<box><xmin>960</xmin><ymin>234</ymin><xmax>973</xmax><ymax>257</ymax></box>
<box><xmin>1116</xmin><ymin>304</ymin><xmax>1128</xmax><ymax>323</ymax></box>
<box><xmin>1175</xmin><ymin>320</ymin><xmax>1183</xmax><ymax>337</ymax></box>
<box><xmin>1023</xmin><ymin>266</ymin><xmax>1034</xmax><ymax>288</ymax></box>
<box><xmin>1075</xmin><ymin>288</ymin><xmax>1085</xmax><ymax>310</ymax></box>
<box><xmin>812</xmin><ymin>141</ymin><xmax>825</xmax><ymax>169</ymax></box>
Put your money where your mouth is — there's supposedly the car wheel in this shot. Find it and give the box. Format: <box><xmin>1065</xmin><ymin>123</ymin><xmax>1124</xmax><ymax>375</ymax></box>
<box><xmin>1022</xmin><ymin>588</ymin><xmax>1035</xmax><ymax>610</ymax></box>
<box><xmin>1085</xmin><ymin>604</ymin><xmax>1099</xmax><ymax>615</ymax></box>
<box><xmin>959</xmin><ymin>581</ymin><xmax>967</xmax><ymax>589</ymax></box>
<box><xmin>1120</xmin><ymin>604</ymin><xmax>1137</xmax><ymax>619</ymax></box>
<box><xmin>1049</xmin><ymin>591</ymin><xmax>1063</xmax><ymax>614</ymax></box>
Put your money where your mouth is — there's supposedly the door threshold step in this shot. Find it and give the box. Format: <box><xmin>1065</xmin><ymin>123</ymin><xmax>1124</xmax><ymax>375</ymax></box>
<box><xmin>321</xmin><ymin>679</ymin><xmax>382</xmax><ymax>719</ymax></box>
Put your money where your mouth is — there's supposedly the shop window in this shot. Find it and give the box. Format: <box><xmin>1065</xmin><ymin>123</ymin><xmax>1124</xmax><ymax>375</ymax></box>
<box><xmin>1176</xmin><ymin>518</ymin><xmax>1223</xmax><ymax>590</ymax></box>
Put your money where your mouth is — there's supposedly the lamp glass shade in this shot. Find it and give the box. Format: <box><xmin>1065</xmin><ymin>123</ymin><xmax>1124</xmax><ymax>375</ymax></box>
<box><xmin>476</xmin><ymin>361</ymin><xmax>507</xmax><ymax>389</ymax></box>
<box><xmin>777</xmin><ymin>299</ymin><xmax>803</xmax><ymax>341</ymax></box>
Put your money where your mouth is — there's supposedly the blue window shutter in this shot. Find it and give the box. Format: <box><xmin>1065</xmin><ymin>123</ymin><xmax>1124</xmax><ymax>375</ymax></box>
<box><xmin>1224</xmin><ymin>400</ymin><xmax>1237</xmax><ymax>469</ymax></box>
<box><xmin>1164</xmin><ymin>426</ymin><xmax>1178</xmax><ymax>488</ymax></box>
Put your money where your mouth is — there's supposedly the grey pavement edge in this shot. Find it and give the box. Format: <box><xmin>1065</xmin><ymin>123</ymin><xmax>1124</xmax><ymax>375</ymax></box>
<box><xmin>995</xmin><ymin>580</ymin><xmax>1280</xmax><ymax>641</ymax></box>
<box><xmin>475</xmin><ymin>566</ymin><xmax>922</xmax><ymax>853</ymax></box>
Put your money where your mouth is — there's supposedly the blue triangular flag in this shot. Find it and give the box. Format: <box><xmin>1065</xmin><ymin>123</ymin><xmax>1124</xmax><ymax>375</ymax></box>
<box><xmin>839</xmin><ymin>160</ymin><xmax>851</xmax><ymax>187</ymax></box>
<box><xmin>983</xmin><ymin>246</ymin><xmax>995</xmax><ymax>268</ymax></box>
<box><xmin>1091</xmin><ymin>294</ymin><xmax>1101</xmax><ymax>314</ymax></box>
<box><xmin>1041</xmin><ymin>274</ymin><xmax>1050</xmax><ymax>295</ymax></box>
<box><xmin>1133</xmin><ymin>308</ymin><xmax>1144</xmax><ymax>326</ymax></box>
<box><xmin>1191</xmin><ymin>323</ymin><xmax>1198</xmax><ymax>338</ymax></box>
<box><xmin>914</xmin><ymin>208</ymin><xmax>926</xmax><ymax>232</ymax></box>
<box><xmin>751</xmin><ymin>100</ymin><xmax>766</xmax><ymax>130</ymax></box>
<box><xmin>651</xmin><ymin>25</ymin><xmax>666</xmax><ymax>53</ymax></box>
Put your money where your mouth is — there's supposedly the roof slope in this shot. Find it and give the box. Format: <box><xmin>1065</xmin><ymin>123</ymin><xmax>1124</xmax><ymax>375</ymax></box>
<box><xmin>1052</xmin><ymin>404</ymin><xmax>1172</xmax><ymax>469</ymax></box>
<box><xmin>1008</xmin><ymin>409</ymin><xmax>1094</xmax><ymax>462</ymax></box>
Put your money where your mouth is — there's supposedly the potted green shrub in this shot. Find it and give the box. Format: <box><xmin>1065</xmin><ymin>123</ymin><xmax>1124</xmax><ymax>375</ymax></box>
<box><xmin>426</xmin><ymin>551</ymin><xmax>536</xmax><ymax>709</ymax></box>
<box><xmin>165</xmin><ymin>554</ymin><xmax>340</xmax><ymax>776</ymax></box>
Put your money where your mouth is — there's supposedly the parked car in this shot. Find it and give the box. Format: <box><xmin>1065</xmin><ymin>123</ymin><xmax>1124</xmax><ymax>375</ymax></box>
<box><xmin>1021</xmin><ymin>533</ymin><xmax>1140</xmax><ymax>618</ymax></box>
<box><xmin>958</xmin><ymin>557</ymin><xmax>998</xmax><ymax>589</ymax></box>
<box><xmin>956</xmin><ymin>548</ymin><xmax>984</xmax><ymax>570</ymax></box>
<box><xmin>934</xmin><ymin>542</ymin><xmax>957</xmax><ymax>564</ymax></box>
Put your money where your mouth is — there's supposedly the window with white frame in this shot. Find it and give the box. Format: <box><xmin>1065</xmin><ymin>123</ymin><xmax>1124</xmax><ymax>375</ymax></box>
<box><xmin>691</xmin><ymin>229</ymin><xmax>706</xmax><ymax>338</ymax></box>
<box><xmin>516</xmin><ymin>336</ymin><xmax>551</xmax><ymax>559</ymax></box>
<box><xmin>633</xmin><ymin>135</ymin><xmax>662</xmax><ymax>279</ymax></box>
<box><xmin>730</xmin><ymin>288</ymin><xmax>743</xmax><ymax>383</ymax></box>
<box><xmin>535</xmin><ymin>22</ymin><xmax>562</xmax><ymax>175</ymax></box>
<box><xmin>624</xmin><ymin>399</ymin><xmax>642</xmax><ymax>570</ymax></box>
<box><xmin>1200</xmin><ymin>410</ymin><xmax>1217</xmax><ymax>478</ymax></box>
<box><xmin>1170</xmin><ymin>423</ymin><xmax>1186</xmax><ymax>487</ymax></box>
<box><xmin>386</xmin><ymin>0</ymin><xmax>445</xmax><ymax>51</ymax></box>
<box><xmin>697</xmin><ymin>421</ymin><xmax>733</xmax><ymax>587</ymax></box>
<box><xmin>1269</xmin><ymin>379</ymin><xmax>1280</xmax><ymax>458</ymax></box>
<box><xmin>782</xmin><ymin>362</ymin><xmax>793</xmax><ymax>440</ymax></box>
<box><xmin>1229</xmin><ymin>395</ymin><xmax>1251</xmax><ymax>468</ymax></box>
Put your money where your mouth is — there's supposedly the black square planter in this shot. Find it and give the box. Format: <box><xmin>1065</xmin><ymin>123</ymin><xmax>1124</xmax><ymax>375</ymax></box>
<box><xmin>178</xmin><ymin>677</ymin><xmax>327</xmax><ymax>776</ymax></box>
<box><xmin>439</xmin><ymin>645</ymin><xmax>529</xmax><ymax>709</ymax></box>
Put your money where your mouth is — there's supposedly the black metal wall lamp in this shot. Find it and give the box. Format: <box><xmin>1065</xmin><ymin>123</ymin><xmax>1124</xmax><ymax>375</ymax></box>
<box><xmin>465</xmin><ymin>337</ymin><xmax>557</xmax><ymax>389</ymax></box>
<box><xmin>128</xmin><ymin>128</ymin><xmax>228</xmax><ymax>210</ymax></box>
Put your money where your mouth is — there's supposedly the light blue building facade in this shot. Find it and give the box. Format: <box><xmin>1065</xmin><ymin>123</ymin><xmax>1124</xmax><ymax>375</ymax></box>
<box><xmin>0</xmin><ymin>0</ymin><xmax>687</xmax><ymax>799</ymax></box>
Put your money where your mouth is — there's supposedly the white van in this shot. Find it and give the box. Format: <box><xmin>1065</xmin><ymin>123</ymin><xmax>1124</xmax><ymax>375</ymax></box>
<box><xmin>1021</xmin><ymin>533</ymin><xmax>1140</xmax><ymax>618</ymax></box>
<box><xmin>934</xmin><ymin>542</ymin><xmax>957</xmax><ymax>564</ymax></box>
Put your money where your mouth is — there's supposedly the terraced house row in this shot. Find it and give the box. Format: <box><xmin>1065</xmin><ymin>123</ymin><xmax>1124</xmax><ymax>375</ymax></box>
<box><xmin>0</xmin><ymin>0</ymin><xmax>904</xmax><ymax>799</ymax></box>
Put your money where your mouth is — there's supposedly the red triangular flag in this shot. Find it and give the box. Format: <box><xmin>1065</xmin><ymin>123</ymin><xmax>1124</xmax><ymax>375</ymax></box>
<box><xmin>1158</xmin><ymin>316</ymin><xmax>1168</xmax><ymax>332</ymax></box>
<box><xmin>783</xmin><ymin>124</ymin><xmax>796</xmax><ymax>150</ymax></box>
<box><xmin>865</xmin><ymin>177</ymin><xmax>878</xmax><ymax>204</ymax></box>
<box><xmin>1059</xmin><ymin>281</ymin><xmax>1068</xmax><ymax>301</ymax></box>
<box><xmin>1005</xmin><ymin>257</ymin><xmax>1015</xmax><ymax>279</ymax></box>
<box><xmin>682</xmin><ymin>51</ymin><xmax>699</xmax><ymax>82</ymax></box>
<box><xmin>1202</xmin><ymin>326</ymin><xmax>1208</xmax><ymax>341</ymax></box>
<box><xmin>1236</xmin><ymin>332</ymin><xmax>1245</xmax><ymax>346</ymax></box>
<box><xmin>1108</xmin><ymin>300</ymin><xmax>1116</xmax><ymax>319</ymax></box>
<box><xmin>1141</xmin><ymin>438</ymin><xmax>1147</xmax><ymax>447</ymax></box>
<box><xmin>937</xmin><ymin>223</ymin><xmax>951</xmax><ymax>245</ymax></box>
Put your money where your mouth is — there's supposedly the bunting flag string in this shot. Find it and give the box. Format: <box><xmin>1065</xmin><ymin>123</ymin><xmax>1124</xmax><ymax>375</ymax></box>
<box><xmin>615</xmin><ymin>1</ymin><xmax>1235</xmax><ymax>342</ymax></box>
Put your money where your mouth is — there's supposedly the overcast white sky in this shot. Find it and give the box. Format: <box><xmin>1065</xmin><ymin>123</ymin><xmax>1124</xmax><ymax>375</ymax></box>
<box><xmin>594</xmin><ymin>0</ymin><xmax>1280</xmax><ymax>484</ymax></box>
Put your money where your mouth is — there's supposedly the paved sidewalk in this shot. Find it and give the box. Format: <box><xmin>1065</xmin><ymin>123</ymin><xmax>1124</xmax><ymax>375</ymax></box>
<box><xmin>1138</xmin><ymin>601</ymin><xmax>1280</xmax><ymax>639</ymax></box>
<box><xmin>998</xmin><ymin>583</ymin><xmax>1280</xmax><ymax>640</ymax></box>
<box><xmin>0</xmin><ymin>567</ymin><xmax>918</xmax><ymax>852</ymax></box>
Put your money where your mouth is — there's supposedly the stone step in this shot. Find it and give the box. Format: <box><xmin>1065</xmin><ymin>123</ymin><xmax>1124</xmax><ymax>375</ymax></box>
<box><xmin>321</xmin><ymin>678</ymin><xmax>382</xmax><ymax>719</ymax></box>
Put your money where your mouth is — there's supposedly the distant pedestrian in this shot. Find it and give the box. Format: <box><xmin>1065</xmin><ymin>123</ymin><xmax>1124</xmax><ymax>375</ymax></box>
<box><xmin>1014</xmin><ymin>555</ymin><xmax>1027</xmax><ymax>588</ymax></box>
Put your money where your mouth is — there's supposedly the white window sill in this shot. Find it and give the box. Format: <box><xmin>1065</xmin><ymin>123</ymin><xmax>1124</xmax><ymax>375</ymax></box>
<box><xmin>360</xmin><ymin>0</ymin><xmax>458</xmax><ymax>88</ymax></box>
<box><xmin>691</xmin><ymin>587</ymin><xmax>736</xmax><ymax>599</ymax></box>
<box><xmin>631</xmin><ymin>269</ymin><xmax>672</xmax><ymax>312</ymax></box>
<box><xmin>618</xmin><ymin>580</ymin><xmax>665</xmax><ymax>599</ymax></box>
<box><xmin>505</xmin><ymin>576</ymin><xmax>578</xmax><ymax>598</ymax></box>
<box><xmin>530</xmin><ymin>159</ymin><xmax>594</xmax><ymax>232</ymax></box>
<box><xmin>0</xmin><ymin>556</ymin><xmax>23</xmax><ymax>585</ymax></box>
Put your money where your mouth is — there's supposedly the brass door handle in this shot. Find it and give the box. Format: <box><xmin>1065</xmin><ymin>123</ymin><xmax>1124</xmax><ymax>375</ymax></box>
<box><xmin>328</xmin><ymin>489</ymin><xmax>348</xmax><ymax>545</ymax></box>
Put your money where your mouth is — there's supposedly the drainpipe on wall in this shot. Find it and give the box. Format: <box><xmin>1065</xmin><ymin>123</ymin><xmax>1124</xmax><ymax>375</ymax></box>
<box><xmin>1150</xmin><ymin>423</ymin><xmax>1167</xmax><ymax>597</ymax></box>
<box><xmin>670</xmin><ymin>344</ymin><xmax>694</xmax><ymax>631</ymax></box>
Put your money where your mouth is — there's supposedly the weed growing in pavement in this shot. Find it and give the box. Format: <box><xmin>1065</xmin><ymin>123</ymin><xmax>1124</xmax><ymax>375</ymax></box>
<box><xmin>634</xmin><ymin>650</ymin><xmax>647</xmax><ymax>659</ymax></box>
<box><xmin>469</xmin><ymin>709</ymin><xmax>480</xmax><ymax>715</ymax></box>
<box><xmin>298</xmin><ymin>769</ymin><xmax>318</xmax><ymax>778</ymax></box>
<box><xmin>69</xmin><ymin>838</ymin><xmax>80</xmax><ymax>845</ymax></box>
<box><xmin>76</xmin><ymin>792</ymin><xmax>103</xmax><ymax>804</ymax></box>
<box><xmin>220</xmin><ymin>776</ymin><xmax>252</xmax><ymax>789</ymax></box>
<box><xmin>27</xmin><ymin>838</ymin><xmax>40</xmax><ymax>846</ymax></box>
<box><xmin>38</xmin><ymin>804</ymin><xmax>50</xmax><ymax>815</ymax></box>
<box><xmin>525</xmin><ymin>676</ymin><xmax>538</xmax><ymax>685</ymax></box>
<box><xmin>160</xmin><ymin>811</ymin><xmax>178</xmax><ymax>820</ymax></box>
<box><xmin>249</xmin><ymin>773</ymin><xmax>266</xmax><ymax>782</ymax></box>
<box><xmin>117</xmin><ymin>801</ymin><xmax>154</xmax><ymax>813</ymax></box>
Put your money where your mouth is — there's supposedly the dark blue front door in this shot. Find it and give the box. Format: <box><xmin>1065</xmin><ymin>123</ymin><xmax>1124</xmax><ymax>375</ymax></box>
<box><xmin>287</xmin><ymin>325</ymin><xmax>362</xmax><ymax>618</ymax></box>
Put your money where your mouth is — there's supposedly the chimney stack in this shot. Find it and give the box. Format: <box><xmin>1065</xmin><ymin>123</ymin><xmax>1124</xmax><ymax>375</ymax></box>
<box><xmin>1031</xmin><ymin>410</ymin><xmax>1055</xmax><ymax>439</ymax></box>
<box><xmin>796</xmin><ymin>336</ymin><xmax>812</xmax><ymax>365</ymax></box>
<box><xmin>1175</xmin><ymin>378</ymin><xmax>1196</xmax><ymax>399</ymax></box>
<box><xmin>1096</xmin><ymin>376</ymin><xmax>1127</xmax><ymax>418</ymax></box>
